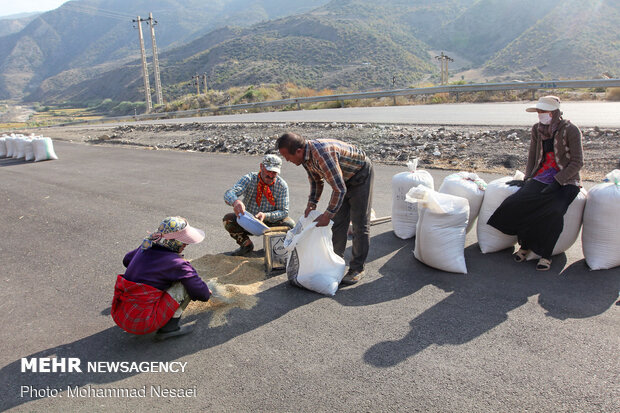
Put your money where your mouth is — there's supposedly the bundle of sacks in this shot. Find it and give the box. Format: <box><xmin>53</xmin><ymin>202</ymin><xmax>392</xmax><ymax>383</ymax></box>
<box><xmin>0</xmin><ymin>133</ymin><xmax>58</xmax><ymax>162</ymax></box>
<box><xmin>582</xmin><ymin>170</ymin><xmax>620</xmax><ymax>270</ymax></box>
<box><xmin>391</xmin><ymin>159</ymin><xmax>434</xmax><ymax>239</ymax></box>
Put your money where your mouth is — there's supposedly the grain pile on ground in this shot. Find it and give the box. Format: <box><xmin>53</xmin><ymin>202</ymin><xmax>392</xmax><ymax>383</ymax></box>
<box><xmin>185</xmin><ymin>254</ymin><xmax>268</xmax><ymax>327</ymax></box>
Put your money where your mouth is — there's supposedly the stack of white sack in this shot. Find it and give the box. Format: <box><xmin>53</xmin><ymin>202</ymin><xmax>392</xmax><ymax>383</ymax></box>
<box><xmin>438</xmin><ymin>171</ymin><xmax>487</xmax><ymax>233</ymax></box>
<box><xmin>476</xmin><ymin>171</ymin><xmax>525</xmax><ymax>253</ymax></box>
<box><xmin>525</xmin><ymin>187</ymin><xmax>587</xmax><ymax>260</ymax></box>
<box><xmin>581</xmin><ymin>170</ymin><xmax>620</xmax><ymax>270</ymax></box>
<box><xmin>391</xmin><ymin>159</ymin><xmax>434</xmax><ymax>239</ymax></box>
<box><xmin>283</xmin><ymin>210</ymin><xmax>346</xmax><ymax>295</ymax></box>
<box><xmin>0</xmin><ymin>134</ymin><xmax>58</xmax><ymax>162</ymax></box>
<box><xmin>406</xmin><ymin>185</ymin><xmax>469</xmax><ymax>274</ymax></box>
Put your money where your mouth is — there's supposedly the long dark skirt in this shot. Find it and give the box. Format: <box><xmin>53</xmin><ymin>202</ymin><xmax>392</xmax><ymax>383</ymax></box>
<box><xmin>487</xmin><ymin>179</ymin><xmax>580</xmax><ymax>259</ymax></box>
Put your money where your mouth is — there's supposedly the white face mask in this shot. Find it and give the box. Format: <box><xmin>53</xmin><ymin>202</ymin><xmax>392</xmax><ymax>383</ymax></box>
<box><xmin>538</xmin><ymin>112</ymin><xmax>552</xmax><ymax>125</ymax></box>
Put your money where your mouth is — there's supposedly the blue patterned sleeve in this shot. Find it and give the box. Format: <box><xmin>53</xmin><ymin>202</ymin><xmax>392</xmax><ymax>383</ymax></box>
<box><xmin>224</xmin><ymin>174</ymin><xmax>252</xmax><ymax>206</ymax></box>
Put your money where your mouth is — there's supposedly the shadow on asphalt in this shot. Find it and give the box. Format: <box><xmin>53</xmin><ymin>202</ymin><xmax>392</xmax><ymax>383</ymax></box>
<box><xmin>2</xmin><ymin>232</ymin><xmax>619</xmax><ymax>410</ymax></box>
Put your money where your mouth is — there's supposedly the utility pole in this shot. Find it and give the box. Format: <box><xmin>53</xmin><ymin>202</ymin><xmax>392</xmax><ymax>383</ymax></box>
<box><xmin>133</xmin><ymin>16</ymin><xmax>152</xmax><ymax>112</ymax></box>
<box><xmin>192</xmin><ymin>73</ymin><xmax>200</xmax><ymax>94</ymax></box>
<box><xmin>203</xmin><ymin>72</ymin><xmax>208</xmax><ymax>93</ymax></box>
<box><xmin>147</xmin><ymin>13</ymin><xmax>163</xmax><ymax>106</ymax></box>
<box><xmin>434</xmin><ymin>52</ymin><xmax>454</xmax><ymax>85</ymax></box>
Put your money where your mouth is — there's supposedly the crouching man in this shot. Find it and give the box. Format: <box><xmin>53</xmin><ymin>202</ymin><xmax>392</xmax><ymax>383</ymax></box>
<box><xmin>112</xmin><ymin>217</ymin><xmax>211</xmax><ymax>341</ymax></box>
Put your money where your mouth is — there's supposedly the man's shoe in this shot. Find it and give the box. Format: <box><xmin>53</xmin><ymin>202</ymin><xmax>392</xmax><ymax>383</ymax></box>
<box><xmin>230</xmin><ymin>242</ymin><xmax>254</xmax><ymax>256</ymax></box>
<box><xmin>341</xmin><ymin>269</ymin><xmax>364</xmax><ymax>285</ymax></box>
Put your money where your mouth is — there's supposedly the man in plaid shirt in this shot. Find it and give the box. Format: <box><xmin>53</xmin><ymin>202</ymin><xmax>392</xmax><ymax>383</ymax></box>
<box><xmin>223</xmin><ymin>154</ymin><xmax>294</xmax><ymax>256</ymax></box>
<box><xmin>277</xmin><ymin>132</ymin><xmax>374</xmax><ymax>285</ymax></box>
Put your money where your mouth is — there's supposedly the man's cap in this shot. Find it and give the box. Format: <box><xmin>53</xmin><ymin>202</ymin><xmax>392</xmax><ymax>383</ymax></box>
<box><xmin>262</xmin><ymin>154</ymin><xmax>282</xmax><ymax>173</ymax></box>
<box><xmin>526</xmin><ymin>95</ymin><xmax>561</xmax><ymax>112</ymax></box>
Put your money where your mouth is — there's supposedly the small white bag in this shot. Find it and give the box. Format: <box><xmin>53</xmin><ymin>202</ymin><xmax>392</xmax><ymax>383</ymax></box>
<box><xmin>582</xmin><ymin>170</ymin><xmax>620</xmax><ymax>270</ymax></box>
<box><xmin>407</xmin><ymin>186</ymin><xmax>469</xmax><ymax>274</ymax></box>
<box><xmin>391</xmin><ymin>159</ymin><xmax>434</xmax><ymax>239</ymax></box>
<box><xmin>438</xmin><ymin>172</ymin><xmax>487</xmax><ymax>233</ymax></box>
<box><xmin>283</xmin><ymin>211</ymin><xmax>346</xmax><ymax>296</ymax></box>
<box><xmin>476</xmin><ymin>172</ymin><xmax>524</xmax><ymax>253</ymax></box>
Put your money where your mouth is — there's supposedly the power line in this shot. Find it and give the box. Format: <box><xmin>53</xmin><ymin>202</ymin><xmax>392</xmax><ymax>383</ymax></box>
<box><xmin>63</xmin><ymin>3</ymin><xmax>134</xmax><ymax>21</ymax></box>
<box><xmin>147</xmin><ymin>13</ymin><xmax>163</xmax><ymax>105</ymax></box>
<box><xmin>434</xmin><ymin>52</ymin><xmax>454</xmax><ymax>85</ymax></box>
<box><xmin>133</xmin><ymin>16</ymin><xmax>152</xmax><ymax>112</ymax></box>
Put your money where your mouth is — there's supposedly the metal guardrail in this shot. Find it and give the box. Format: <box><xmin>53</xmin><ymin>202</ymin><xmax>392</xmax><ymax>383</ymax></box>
<box><xmin>58</xmin><ymin>78</ymin><xmax>620</xmax><ymax>126</ymax></box>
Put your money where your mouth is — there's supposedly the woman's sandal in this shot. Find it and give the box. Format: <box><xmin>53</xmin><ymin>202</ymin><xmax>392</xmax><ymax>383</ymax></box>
<box><xmin>513</xmin><ymin>248</ymin><xmax>530</xmax><ymax>263</ymax></box>
<box><xmin>536</xmin><ymin>257</ymin><xmax>552</xmax><ymax>271</ymax></box>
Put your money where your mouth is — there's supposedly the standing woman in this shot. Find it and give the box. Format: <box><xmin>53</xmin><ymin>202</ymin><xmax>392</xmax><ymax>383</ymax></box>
<box><xmin>487</xmin><ymin>96</ymin><xmax>584</xmax><ymax>271</ymax></box>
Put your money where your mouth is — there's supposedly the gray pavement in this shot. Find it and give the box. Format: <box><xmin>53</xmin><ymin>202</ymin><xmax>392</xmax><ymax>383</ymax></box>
<box><xmin>0</xmin><ymin>141</ymin><xmax>618</xmax><ymax>412</ymax></box>
<box><xmin>125</xmin><ymin>101</ymin><xmax>620</xmax><ymax>128</ymax></box>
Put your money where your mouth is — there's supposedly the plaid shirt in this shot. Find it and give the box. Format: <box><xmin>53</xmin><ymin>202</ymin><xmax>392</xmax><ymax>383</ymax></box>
<box><xmin>302</xmin><ymin>139</ymin><xmax>368</xmax><ymax>217</ymax></box>
<box><xmin>224</xmin><ymin>172</ymin><xmax>290</xmax><ymax>222</ymax></box>
<box><xmin>111</xmin><ymin>274</ymin><xmax>179</xmax><ymax>335</ymax></box>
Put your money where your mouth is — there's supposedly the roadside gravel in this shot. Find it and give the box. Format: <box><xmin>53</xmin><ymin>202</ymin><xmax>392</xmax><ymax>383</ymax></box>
<box><xmin>24</xmin><ymin>121</ymin><xmax>620</xmax><ymax>182</ymax></box>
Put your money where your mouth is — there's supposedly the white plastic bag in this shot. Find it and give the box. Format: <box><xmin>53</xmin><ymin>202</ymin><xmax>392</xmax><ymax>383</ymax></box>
<box><xmin>476</xmin><ymin>172</ymin><xmax>524</xmax><ymax>253</ymax></box>
<box><xmin>582</xmin><ymin>170</ymin><xmax>620</xmax><ymax>270</ymax></box>
<box><xmin>526</xmin><ymin>187</ymin><xmax>587</xmax><ymax>260</ymax></box>
<box><xmin>14</xmin><ymin>137</ymin><xmax>28</xmax><ymax>159</ymax></box>
<box><xmin>438</xmin><ymin>172</ymin><xmax>487</xmax><ymax>233</ymax></box>
<box><xmin>33</xmin><ymin>137</ymin><xmax>59</xmax><ymax>161</ymax></box>
<box><xmin>391</xmin><ymin>159</ymin><xmax>434</xmax><ymax>239</ymax></box>
<box><xmin>407</xmin><ymin>186</ymin><xmax>469</xmax><ymax>274</ymax></box>
<box><xmin>283</xmin><ymin>211</ymin><xmax>346</xmax><ymax>295</ymax></box>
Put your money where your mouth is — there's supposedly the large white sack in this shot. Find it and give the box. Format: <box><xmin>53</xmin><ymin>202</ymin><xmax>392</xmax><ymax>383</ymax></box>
<box><xmin>24</xmin><ymin>139</ymin><xmax>35</xmax><ymax>161</ymax></box>
<box><xmin>33</xmin><ymin>137</ymin><xmax>59</xmax><ymax>161</ymax></box>
<box><xmin>407</xmin><ymin>186</ymin><xmax>469</xmax><ymax>274</ymax></box>
<box><xmin>0</xmin><ymin>137</ymin><xmax>6</xmax><ymax>157</ymax></box>
<box><xmin>5</xmin><ymin>137</ymin><xmax>15</xmax><ymax>157</ymax></box>
<box><xmin>438</xmin><ymin>171</ymin><xmax>487</xmax><ymax>233</ymax></box>
<box><xmin>526</xmin><ymin>187</ymin><xmax>587</xmax><ymax>260</ymax></box>
<box><xmin>391</xmin><ymin>159</ymin><xmax>434</xmax><ymax>239</ymax></box>
<box><xmin>582</xmin><ymin>170</ymin><xmax>620</xmax><ymax>270</ymax></box>
<box><xmin>283</xmin><ymin>210</ymin><xmax>346</xmax><ymax>295</ymax></box>
<box><xmin>14</xmin><ymin>137</ymin><xmax>29</xmax><ymax>159</ymax></box>
<box><xmin>477</xmin><ymin>172</ymin><xmax>524</xmax><ymax>253</ymax></box>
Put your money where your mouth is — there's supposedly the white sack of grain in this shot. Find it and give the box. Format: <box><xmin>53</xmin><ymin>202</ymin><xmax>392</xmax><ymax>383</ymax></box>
<box><xmin>24</xmin><ymin>138</ymin><xmax>35</xmax><ymax>161</ymax></box>
<box><xmin>407</xmin><ymin>185</ymin><xmax>469</xmax><ymax>274</ymax></box>
<box><xmin>477</xmin><ymin>172</ymin><xmax>524</xmax><ymax>253</ymax></box>
<box><xmin>0</xmin><ymin>137</ymin><xmax>6</xmax><ymax>157</ymax></box>
<box><xmin>14</xmin><ymin>137</ymin><xmax>29</xmax><ymax>159</ymax></box>
<box><xmin>391</xmin><ymin>159</ymin><xmax>434</xmax><ymax>239</ymax></box>
<box><xmin>582</xmin><ymin>170</ymin><xmax>620</xmax><ymax>270</ymax></box>
<box><xmin>33</xmin><ymin>137</ymin><xmax>59</xmax><ymax>162</ymax></box>
<box><xmin>283</xmin><ymin>210</ymin><xmax>345</xmax><ymax>295</ymax></box>
<box><xmin>438</xmin><ymin>171</ymin><xmax>487</xmax><ymax>233</ymax></box>
<box><xmin>5</xmin><ymin>136</ymin><xmax>16</xmax><ymax>157</ymax></box>
<box><xmin>526</xmin><ymin>187</ymin><xmax>587</xmax><ymax>260</ymax></box>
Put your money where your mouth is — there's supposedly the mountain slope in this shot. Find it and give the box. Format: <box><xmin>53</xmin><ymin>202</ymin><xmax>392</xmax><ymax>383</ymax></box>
<box><xmin>0</xmin><ymin>0</ymin><xmax>330</xmax><ymax>99</ymax></box>
<box><xmin>484</xmin><ymin>0</ymin><xmax>620</xmax><ymax>78</ymax></box>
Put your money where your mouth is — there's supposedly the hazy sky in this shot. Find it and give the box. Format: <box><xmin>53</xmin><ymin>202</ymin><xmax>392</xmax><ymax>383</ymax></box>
<box><xmin>0</xmin><ymin>0</ymin><xmax>70</xmax><ymax>17</ymax></box>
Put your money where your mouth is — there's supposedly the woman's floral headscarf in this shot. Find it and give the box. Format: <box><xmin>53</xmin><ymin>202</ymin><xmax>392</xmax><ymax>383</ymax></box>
<box><xmin>141</xmin><ymin>216</ymin><xmax>188</xmax><ymax>252</ymax></box>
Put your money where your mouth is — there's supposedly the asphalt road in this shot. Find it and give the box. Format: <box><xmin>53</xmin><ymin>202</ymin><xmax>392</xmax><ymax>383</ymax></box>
<box><xmin>120</xmin><ymin>101</ymin><xmax>620</xmax><ymax>128</ymax></box>
<box><xmin>1</xmin><ymin>142</ymin><xmax>618</xmax><ymax>412</ymax></box>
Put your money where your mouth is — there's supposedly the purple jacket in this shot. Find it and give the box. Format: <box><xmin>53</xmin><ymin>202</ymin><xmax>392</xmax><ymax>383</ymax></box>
<box><xmin>123</xmin><ymin>245</ymin><xmax>210</xmax><ymax>301</ymax></box>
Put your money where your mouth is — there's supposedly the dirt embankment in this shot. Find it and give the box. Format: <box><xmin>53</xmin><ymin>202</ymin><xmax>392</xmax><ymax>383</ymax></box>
<box><xmin>23</xmin><ymin>121</ymin><xmax>620</xmax><ymax>182</ymax></box>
